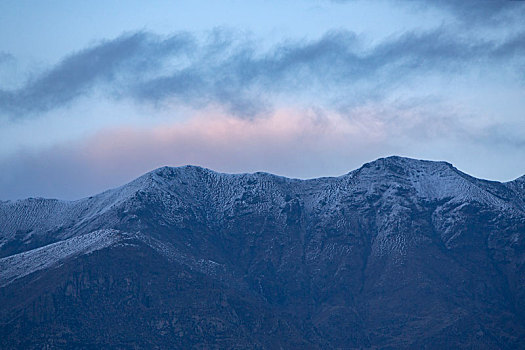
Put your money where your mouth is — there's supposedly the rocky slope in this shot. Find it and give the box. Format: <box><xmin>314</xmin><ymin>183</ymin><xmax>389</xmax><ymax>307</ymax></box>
<box><xmin>0</xmin><ymin>156</ymin><xmax>524</xmax><ymax>349</ymax></box>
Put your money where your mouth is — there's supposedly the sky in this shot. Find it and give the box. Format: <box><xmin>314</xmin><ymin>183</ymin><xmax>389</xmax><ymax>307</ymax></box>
<box><xmin>1</xmin><ymin>0</ymin><xmax>524</xmax><ymax>200</ymax></box>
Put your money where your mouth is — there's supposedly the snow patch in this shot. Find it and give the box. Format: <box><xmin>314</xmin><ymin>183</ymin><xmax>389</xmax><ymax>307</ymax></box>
<box><xmin>0</xmin><ymin>229</ymin><xmax>124</xmax><ymax>287</ymax></box>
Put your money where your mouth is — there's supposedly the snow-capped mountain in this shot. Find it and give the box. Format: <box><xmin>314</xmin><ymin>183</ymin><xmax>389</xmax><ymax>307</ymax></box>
<box><xmin>1</xmin><ymin>156</ymin><xmax>524</xmax><ymax>348</ymax></box>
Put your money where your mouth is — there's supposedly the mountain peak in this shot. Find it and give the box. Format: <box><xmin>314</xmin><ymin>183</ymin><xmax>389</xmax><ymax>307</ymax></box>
<box><xmin>355</xmin><ymin>155</ymin><xmax>456</xmax><ymax>180</ymax></box>
<box><xmin>150</xmin><ymin>165</ymin><xmax>215</xmax><ymax>179</ymax></box>
<box><xmin>363</xmin><ymin>155</ymin><xmax>453</xmax><ymax>170</ymax></box>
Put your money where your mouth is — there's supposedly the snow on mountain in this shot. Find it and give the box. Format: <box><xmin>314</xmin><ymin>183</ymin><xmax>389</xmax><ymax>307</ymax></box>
<box><xmin>0</xmin><ymin>229</ymin><xmax>125</xmax><ymax>287</ymax></box>
<box><xmin>0</xmin><ymin>156</ymin><xmax>524</xmax><ymax>348</ymax></box>
<box><xmin>0</xmin><ymin>156</ymin><xmax>523</xmax><ymax>259</ymax></box>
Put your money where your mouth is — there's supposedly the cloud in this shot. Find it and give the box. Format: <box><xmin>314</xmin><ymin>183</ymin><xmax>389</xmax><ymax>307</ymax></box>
<box><xmin>2</xmin><ymin>26</ymin><xmax>525</xmax><ymax>119</ymax></box>
<box><xmin>0</xmin><ymin>108</ymin><xmax>385</xmax><ymax>199</ymax></box>
<box><xmin>417</xmin><ymin>0</ymin><xmax>524</xmax><ymax>25</ymax></box>
<box><xmin>0</xmin><ymin>52</ymin><xmax>15</xmax><ymax>64</ymax></box>
<box><xmin>332</xmin><ymin>0</ymin><xmax>525</xmax><ymax>25</ymax></box>
<box><xmin>0</xmin><ymin>32</ymin><xmax>195</xmax><ymax>116</ymax></box>
<box><xmin>1</xmin><ymin>103</ymin><xmax>523</xmax><ymax>200</ymax></box>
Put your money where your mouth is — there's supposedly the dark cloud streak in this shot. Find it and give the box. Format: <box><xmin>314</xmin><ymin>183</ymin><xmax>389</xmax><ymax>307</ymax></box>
<box><xmin>0</xmin><ymin>32</ymin><xmax>194</xmax><ymax>116</ymax></box>
<box><xmin>1</xmin><ymin>26</ymin><xmax>525</xmax><ymax>119</ymax></box>
<box><xmin>420</xmin><ymin>0</ymin><xmax>524</xmax><ymax>25</ymax></box>
<box><xmin>0</xmin><ymin>52</ymin><xmax>15</xmax><ymax>64</ymax></box>
<box><xmin>333</xmin><ymin>0</ymin><xmax>525</xmax><ymax>25</ymax></box>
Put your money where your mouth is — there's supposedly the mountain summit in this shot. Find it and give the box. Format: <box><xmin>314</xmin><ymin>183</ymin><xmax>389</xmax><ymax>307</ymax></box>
<box><xmin>1</xmin><ymin>157</ymin><xmax>524</xmax><ymax>348</ymax></box>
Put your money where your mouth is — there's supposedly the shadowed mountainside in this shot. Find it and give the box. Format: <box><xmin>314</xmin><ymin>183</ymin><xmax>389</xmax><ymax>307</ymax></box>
<box><xmin>1</xmin><ymin>156</ymin><xmax>524</xmax><ymax>349</ymax></box>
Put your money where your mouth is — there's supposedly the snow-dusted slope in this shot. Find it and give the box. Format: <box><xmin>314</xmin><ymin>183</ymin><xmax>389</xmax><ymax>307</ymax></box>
<box><xmin>0</xmin><ymin>156</ymin><xmax>524</xmax><ymax>349</ymax></box>
<box><xmin>0</xmin><ymin>229</ymin><xmax>125</xmax><ymax>287</ymax></box>
<box><xmin>342</xmin><ymin>156</ymin><xmax>520</xmax><ymax>207</ymax></box>
<box><xmin>0</xmin><ymin>157</ymin><xmax>523</xmax><ymax>256</ymax></box>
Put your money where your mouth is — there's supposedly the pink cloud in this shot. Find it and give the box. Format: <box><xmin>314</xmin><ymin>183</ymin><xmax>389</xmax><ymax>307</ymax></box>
<box><xmin>0</xmin><ymin>107</ymin><xmax>389</xmax><ymax>199</ymax></box>
<box><xmin>5</xmin><ymin>103</ymin><xmax>517</xmax><ymax>200</ymax></box>
<box><xmin>79</xmin><ymin>107</ymin><xmax>387</xmax><ymax>176</ymax></box>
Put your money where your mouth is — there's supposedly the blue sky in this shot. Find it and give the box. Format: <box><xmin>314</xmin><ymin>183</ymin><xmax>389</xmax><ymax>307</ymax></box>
<box><xmin>1</xmin><ymin>0</ymin><xmax>524</xmax><ymax>199</ymax></box>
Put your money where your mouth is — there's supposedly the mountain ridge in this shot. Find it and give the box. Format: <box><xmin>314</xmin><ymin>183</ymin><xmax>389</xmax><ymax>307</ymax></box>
<box><xmin>1</xmin><ymin>156</ymin><xmax>524</xmax><ymax>348</ymax></box>
<box><xmin>2</xmin><ymin>156</ymin><xmax>524</xmax><ymax>205</ymax></box>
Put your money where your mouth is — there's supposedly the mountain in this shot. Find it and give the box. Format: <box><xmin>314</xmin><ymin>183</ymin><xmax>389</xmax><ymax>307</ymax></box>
<box><xmin>1</xmin><ymin>156</ymin><xmax>524</xmax><ymax>349</ymax></box>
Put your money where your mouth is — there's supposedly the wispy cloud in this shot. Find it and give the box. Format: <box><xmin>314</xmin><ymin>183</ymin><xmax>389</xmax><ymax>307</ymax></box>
<box><xmin>333</xmin><ymin>0</ymin><xmax>525</xmax><ymax>25</ymax></box>
<box><xmin>1</xmin><ymin>102</ymin><xmax>523</xmax><ymax>200</ymax></box>
<box><xmin>416</xmin><ymin>0</ymin><xmax>524</xmax><ymax>24</ymax></box>
<box><xmin>2</xmin><ymin>25</ymin><xmax>525</xmax><ymax>119</ymax></box>
<box><xmin>0</xmin><ymin>32</ymin><xmax>195</xmax><ymax>116</ymax></box>
<box><xmin>0</xmin><ymin>52</ymin><xmax>15</xmax><ymax>64</ymax></box>
<box><xmin>0</xmin><ymin>108</ymin><xmax>385</xmax><ymax>199</ymax></box>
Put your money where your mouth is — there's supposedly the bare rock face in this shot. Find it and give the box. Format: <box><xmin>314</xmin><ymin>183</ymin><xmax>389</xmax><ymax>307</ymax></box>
<box><xmin>1</xmin><ymin>156</ymin><xmax>524</xmax><ymax>349</ymax></box>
